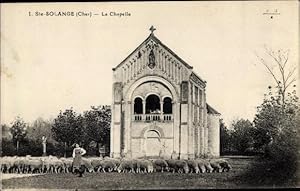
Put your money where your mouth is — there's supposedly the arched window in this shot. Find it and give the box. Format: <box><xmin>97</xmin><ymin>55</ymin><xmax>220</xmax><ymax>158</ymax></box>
<box><xmin>146</xmin><ymin>94</ymin><xmax>160</xmax><ymax>114</ymax></box>
<box><xmin>134</xmin><ymin>97</ymin><xmax>143</xmax><ymax>114</ymax></box>
<box><xmin>163</xmin><ymin>97</ymin><xmax>172</xmax><ymax>114</ymax></box>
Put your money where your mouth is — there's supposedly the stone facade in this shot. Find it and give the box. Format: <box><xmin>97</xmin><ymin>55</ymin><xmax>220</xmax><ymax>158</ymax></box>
<box><xmin>110</xmin><ymin>30</ymin><xmax>220</xmax><ymax>159</ymax></box>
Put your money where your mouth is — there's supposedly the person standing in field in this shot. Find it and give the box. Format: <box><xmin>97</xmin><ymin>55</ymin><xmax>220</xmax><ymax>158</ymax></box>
<box><xmin>72</xmin><ymin>143</ymin><xmax>86</xmax><ymax>177</ymax></box>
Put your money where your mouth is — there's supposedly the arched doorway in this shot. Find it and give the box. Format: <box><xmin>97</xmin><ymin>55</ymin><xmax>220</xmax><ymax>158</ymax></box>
<box><xmin>146</xmin><ymin>130</ymin><xmax>161</xmax><ymax>157</ymax></box>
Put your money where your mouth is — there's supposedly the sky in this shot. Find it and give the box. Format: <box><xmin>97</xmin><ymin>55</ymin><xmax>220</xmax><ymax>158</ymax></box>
<box><xmin>1</xmin><ymin>2</ymin><xmax>299</xmax><ymax>126</ymax></box>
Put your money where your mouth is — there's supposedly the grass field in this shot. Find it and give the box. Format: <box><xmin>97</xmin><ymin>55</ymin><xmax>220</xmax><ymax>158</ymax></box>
<box><xmin>1</xmin><ymin>157</ymin><xmax>297</xmax><ymax>190</ymax></box>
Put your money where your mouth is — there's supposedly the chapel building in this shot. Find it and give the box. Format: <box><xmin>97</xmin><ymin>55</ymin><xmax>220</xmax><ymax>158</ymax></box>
<box><xmin>110</xmin><ymin>27</ymin><xmax>220</xmax><ymax>159</ymax></box>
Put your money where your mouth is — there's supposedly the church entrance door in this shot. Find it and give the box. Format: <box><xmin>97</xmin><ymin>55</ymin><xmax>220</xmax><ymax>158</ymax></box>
<box><xmin>146</xmin><ymin>130</ymin><xmax>161</xmax><ymax>157</ymax></box>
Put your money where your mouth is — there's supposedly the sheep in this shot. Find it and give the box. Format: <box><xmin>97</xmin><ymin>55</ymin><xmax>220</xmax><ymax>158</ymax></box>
<box><xmin>186</xmin><ymin>160</ymin><xmax>200</xmax><ymax>173</ymax></box>
<box><xmin>91</xmin><ymin>158</ymin><xmax>103</xmax><ymax>172</ymax></box>
<box><xmin>41</xmin><ymin>157</ymin><xmax>53</xmax><ymax>173</ymax></box>
<box><xmin>195</xmin><ymin>159</ymin><xmax>205</xmax><ymax>173</ymax></box>
<box><xmin>81</xmin><ymin>158</ymin><xmax>94</xmax><ymax>173</ymax></box>
<box><xmin>99</xmin><ymin>159</ymin><xmax>117</xmax><ymax>173</ymax></box>
<box><xmin>209</xmin><ymin>159</ymin><xmax>232</xmax><ymax>172</ymax></box>
<box><xmin>2</xmin><ymin>156</ymin><xmax>234</xmax><ymax>175</ymax></box>
<box><xmin>26</xmin><ymin>158</ymin><xmax>43</xmax><ymax>174</ymax></box>
<box><xmin>1</xmin><ymin>156</ymin><xmax>17</xmax><ymax>173</ymax></box>
<box><xmin>51</xmin><ymin>158</ymin><xmax>65</xmax><ymax>173</ymax></box>
<box><xmin>175</xmin><ymin>160</ymin><xmax>189</xmax><ymax>174</ymax></box>
<box><xmin>166</xmin><ymin>159</ymin><xmax>189</xmax><ymax>173</ymax></box>
<box><xmin>166</xmin><ymin>159</ymin><xmax>177</xmax><ymax>173</ymax></box>
<box><xmin>196</xmin><ymin>159</ymin><xmax>213</xmax><ymax>173</ymax></box>
<box><xmin>117</xmin><ymin>159</ymin><xmax>134</xmax><ymax>173</ymax></box>
<box><xmin>131</xmin><ymin>159</ymin><xmax>139</xmax><ymax>173</ymax></box>
<box><xmin>41</xmin><ymin>156</ymin><xmax>64</xmax><ymax>173</ymax></box>
<box><xmin>10</xmin><ymin>157</ymin><xmax>23</xmax><ymax>173</ymax></box>
<box><xmin>61</xmin><ymin>158</ymin><xmax>73</xmax><ymax>173</ymax></box>
<box><xmin>219</xmin><ymin>160</ymin><xmax>232</xmax><ymax>172</ymax></box>
<box><xmin>136</xmin><ymin>159</ymin><xmax>153</xmax><ymax>173</ymax></box>
<box><xmin>151</xmin><ymin>159</ymin><xmax>168</xmax><ymax>173</ymax></box>
<box><xmin>103</xmin><ymin>157</ymin><xmax>121</xmax><ymax>167</ymax></box>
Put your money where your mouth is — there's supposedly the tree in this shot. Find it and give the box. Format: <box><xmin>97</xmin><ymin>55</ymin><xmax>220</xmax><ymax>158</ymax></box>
<box><xmin>254</xmin><ymin>47</ymin><xmax>298</xmax><ymax>151</ymax></box>
<box><xmin>256</xmin><ymin>46</ymin><xmax>296</xmax><ymax>106</ymax></box>
<box><xmin>253</xmin><ymin>86</ymin><xmax>299</xmax><ymax>153</ymax></box>
<box><xmin>51</xmin><ymin>109</ymin><xmax>84</xmax><ymax>157</ymax></box>
<box><xmin>10</xmin><ymin>117</ymin><xmax>27</xmax><ymax>155</ymax></box>
<box><xmin>252</xmin><ymin>47</ymin><xmax>299</xmax><ymax>184</ymax></box>
<box><xmin>27</xmin><ymin>117</ymin><xmax>55</xmax><ymax>143</ymax></box>
<box><xmin>83</xmin><ymin>105</ymin><xmax>111</xmax><ymax>156</ymax></box>
<box><xmin>219</xmin><ymin>119</ymin><xmax>232</xmax><ymax>155</ymax></box>
<box><xmin>230</xmin><ymin>119</ymin><xmax>255</xmax><ymax>154</ymax></box>
<box><xmin>1</xmin><ymin>124</ymin><xmax>12</xmax><ymax>139</ymax></box>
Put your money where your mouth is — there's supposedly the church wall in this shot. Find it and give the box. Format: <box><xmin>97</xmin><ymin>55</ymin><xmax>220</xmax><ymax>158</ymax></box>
<box><xmin>130</xmin><ymin>122</ymin><xmax>173</xmax><ymax>138</ymax></box>
<box><xmin>129</xmin><ymin>121</ymin><xmax>174</xmax><ymax>158</ymax></box>
<box><xmin>110</xmin><ymin>82</ymin><xmax>123</xmax><ymax>158</ymax></box>
<box><xmin>111</xmin><ymin>104</ymin><xmax>121</xmax><ymax>158</ymax></box>
<box><xmin>113</xmin><ymin>35</ymin><xmax>194</xmax><ymax>93</ymax></box>
<box><xmin>180</xmin><ymin>103</ymin><xmax>189</xmax><ymax>159</ymax></box>
<box><xmin>124</xmin><ymin>101</ymin><xmax>131</xmax><ymax>155</ymax></box>
<box><xmin>207</xmin><ymin>113</ymin><xmax>220</xmax><ymax>157</ymax></box>
<box><xmin>111</xmin><ymin>33</ymin><xmax>220</xmax><ymax>159</ymax></box>
<box><xmin>173</xmin><ymin>102</ymin><xmax>180</xmax><ymax>158</ymax></box>
<box><xmin>189</xmin><ymin>76</ymin><xmax>207</xmax><ymax>158</ymax></box>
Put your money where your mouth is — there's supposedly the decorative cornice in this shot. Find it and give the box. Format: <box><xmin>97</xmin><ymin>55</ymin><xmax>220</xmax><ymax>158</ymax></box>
<box><xmin>190</xmin><ymin>72</ymin><xmax>206</xmax><ymax>88</ymax></box>
<box><xmin>113</xmin><ymin>33</ymin><xmax>194</xmax><ymax>71</ymax></box>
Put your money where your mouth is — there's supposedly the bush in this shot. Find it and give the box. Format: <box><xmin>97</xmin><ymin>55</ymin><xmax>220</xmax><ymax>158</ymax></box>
<box><xmin>1</xmin><ymin>138</ymin><xmax>16</xmax><ymax>156</ymax></box>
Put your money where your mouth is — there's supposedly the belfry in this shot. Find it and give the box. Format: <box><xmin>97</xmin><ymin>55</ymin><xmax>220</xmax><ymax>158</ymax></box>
<box><xmin>110</xmin><ymin>27</ymin><xmax>220</xmax><ymax>159</ymax></box>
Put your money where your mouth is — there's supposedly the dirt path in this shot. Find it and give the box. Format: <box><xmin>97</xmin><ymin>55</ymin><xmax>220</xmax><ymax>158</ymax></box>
<box><xmin>1</xmin><ymin>173</ymin><xmax>42</xmax><ymax>180</ymax></box>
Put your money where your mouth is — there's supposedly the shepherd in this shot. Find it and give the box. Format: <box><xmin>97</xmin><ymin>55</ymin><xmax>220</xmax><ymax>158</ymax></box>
<box><xmin>72</xmin><ymin>143</ymin><xmax>87</xmax><ymax>177</ymax></box>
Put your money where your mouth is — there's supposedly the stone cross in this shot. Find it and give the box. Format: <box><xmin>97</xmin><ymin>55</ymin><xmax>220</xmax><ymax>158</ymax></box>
<box><xmin>149</xmin><ymin>26</ymin><xmax>156</xmax><ymax>34</ymax></box>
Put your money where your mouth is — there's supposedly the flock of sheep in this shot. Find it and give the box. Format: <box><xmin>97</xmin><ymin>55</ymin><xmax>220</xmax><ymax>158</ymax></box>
<box><xmin>1</xmin><ymin>155</ymin><xmax>232</xmax><ymax>174</ymax></box>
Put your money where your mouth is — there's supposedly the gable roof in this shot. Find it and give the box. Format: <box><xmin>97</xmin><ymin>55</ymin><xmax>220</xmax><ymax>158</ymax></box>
<box><xmin>206</xmin><ymin>104</ymin><xmax>221</xmax><ymax>115</ymax></box>
<box><xmin>113</xmin><ymin>33</ymin><xmax>193</xmax><ymax>71</ymax></box>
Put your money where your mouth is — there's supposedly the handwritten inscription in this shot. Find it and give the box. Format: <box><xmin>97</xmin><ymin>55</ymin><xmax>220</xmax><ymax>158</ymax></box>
<box><xmin>262</xmin><ymin>9</ymin><xmax>280</xmax><ymax>19</ymax></box>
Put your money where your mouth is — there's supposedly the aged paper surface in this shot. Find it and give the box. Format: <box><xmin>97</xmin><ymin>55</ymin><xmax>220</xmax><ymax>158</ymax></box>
<box><xmin>1</xmin><ymin>1</ymin><xmax>299</xmax><ymax>190</ymax></box>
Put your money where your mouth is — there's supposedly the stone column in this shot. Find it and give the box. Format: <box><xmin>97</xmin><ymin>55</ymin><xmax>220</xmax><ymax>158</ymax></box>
<box><xmin>160</xmin><ymin>101</ymin><xmax>164</xmax><ymax>121</ymax></box>
<box><xmin>188</xmin><ymin>84</ymin><xmax>195</xmax><ymax>159</ymax></box>
<box><xmin>208</xmin><ymin>114</ymin><xmax>220</xmax><ymax>157</ymax></box>
<box><xmin>173</xmin><ymin>101</ymin><xmax>179</xmax><ymax>159</ymax></box>
<box><xmin>203</xmin><ymin>91</ymin><xmax>208</xmax><ymax>155</ymax></box>
<box><xmin>178</xmin><ymin>67</ymin><xmax>181</xmax><ymax>82</ymax></box>
<box><xmin>200</xmin><ymin>89</ymin><xmax>204</xmax><ymax>156</ymax></box>
<box><xmin>124</xmin><ymin>101</ymin><xmax>132</xmax><ymax>157</ymax></box>
<box><xmin>127</xmin><ymin>65</ymin><xmax>130</xmax><ymax>82</ymax></box>
<box><xmin>133</xmin><ymin>61</ymin><xmax>136</xmax><ymax>78</ymax></box>
<box><xmin>162</xmin><ymin>53</ymin><xmax>165</xmax><ymax>72</ymax></box>
<box><xmin>130</xmin><ymin>63</ymin><xmax>133</xmax><ymax>80</ymax></box>
<box><xmin>180</xmin><ymin>81</ymin><xmax>189</xmax><ymax>159</ymax></box>
<box><xmin>143</xmin><ymin>100</ymin><xmax>146</xmax><ymax>120</ymax></box>
<box><xmin>111</xmin><ymin>82</ymin><xmax>122</xmax><ymax>158</ymax></box>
